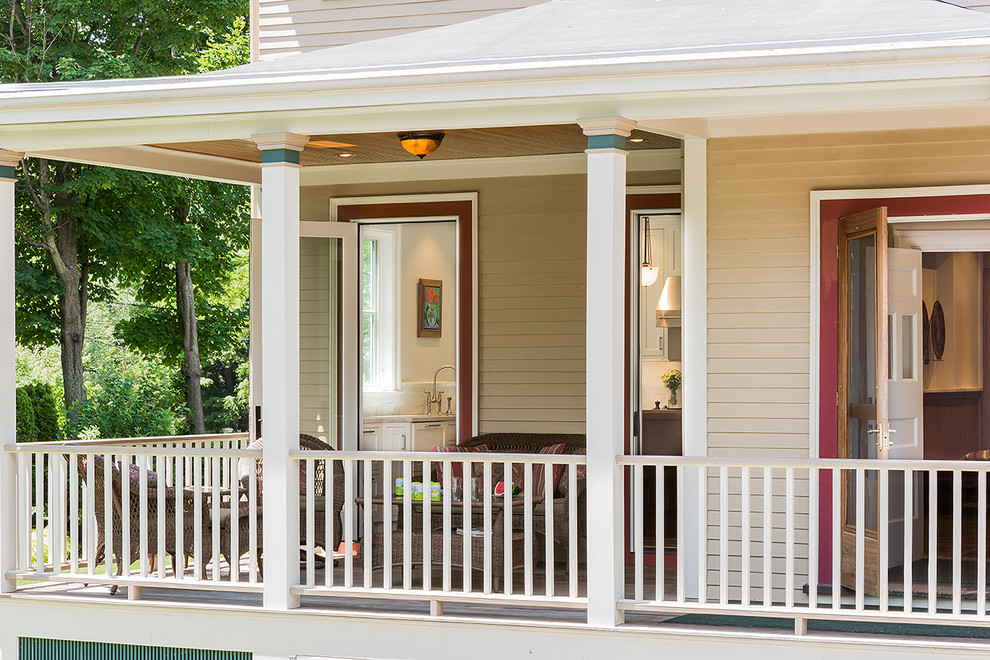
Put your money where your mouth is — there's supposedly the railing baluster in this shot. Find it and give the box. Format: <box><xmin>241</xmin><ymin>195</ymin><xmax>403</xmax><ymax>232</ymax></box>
<box><xmin>343</xmin><ymin>459</ymin><xmax>354</xmax><ymax>588</ymax></box>
<box><xmin>443</xmin><ymin>460</ymin><xmax>452</xmax><ymax>594</ymax></box>
<box><xmin>228</xmin><ymin>453</ymin><xmax>238</xmax><ymax>584</ymax></box>
<box><xmin>383</xmin><ymin>458</ymin><xmax>392</xmax><ymax>591</ymax></box>
<box><xmin>808</xmin><ymin>466</ymin><xmax>818</xmax><ymax>612</ymax></box>
<box><xmin>952</xmin><ymin>468</ymin><xmax>962</xmax><ymax>616</ymax></box>
<box><xmin>979</xmin><ymin>469</ymin><xmax>987</xmax><ymax>618</ymax></box>
<box><xmin>175</xmin><ymin>452</ymin><xmax>185</xmax><ymax>581</ymax></box>
<box><xmin>785</xmin><ymin>466</ymin><xmax>794</xmax><ymax>609</ymax></box>
<box><xmin>211</xmin><ymin>455</ymin><xmax>221</xmax><ymax>582</ymax></box>
<box><xmin>326</xmin><ymin>455</ymin><xmax>336</xmax><ymax>588</ymax></box>
<box><xmin>763</xmin><ymin>466</ymin><xmax>772</xmax><ymax>608</ymax></box>
<box><xmin>402</xmin><ymin>459</ymin><xmax>412</xmax><ymax>591</ymax></box>
<box><xmin>544</xmin><ymin>458</ymin><xmax>554</xmax><ymax>598</ymax></box>
<box><xmin>69</xmin><ymin>455</ymin><xmax>79</xmax><ymax>575</ymax></box>
<box><xmin>698</xmin><ymin>464</ymin><xmax>707</xmax><ymax>605</ymax></box>
<box><xmin>928</xmin><ymin>468</ymin><xmax>937</xmax><ymax>615</ymax></box>
<box><xmin>122</xmin><ymin>455</ymin><xmax>132</xmax><ymax>580</ymax></box>
<box><xmin>657</xmin><ymin>464</ymin><xmax>666</xmax><ymax>604</ymax></box>
<box><xmin>248</xmin><ymin>453</ymin><xmax>258</xmax><ymax>584</ymax></box>
<box><xmin>855</xmin><ymin>467</ymin><xmax>864</xmax><ymax>612</ymax></box>
<box><xmin>193</xmin><ymin>454</ymin><xmax>203</xmax><ymax>581</ymax></box>
<box><xmin>879</xmin><ymin>467</ymin><xmax>889</xmax><ymax>613</ymax></box>
<box><xmin>502</xmin><ymin>459</ymin><xmax>511</xmax><ymax>596</ymax></box>
<box><xmin>310</xmin><ymin>456</ymin><xmax>319</xmax><ymax>587</ymax></box>
<box><xmin>524</xmin><ymin>461</ymin><xmax>533</xmax><ymax>597</ymax></box>
<box><xmin>904</xmin><ymin>467</ymin><xmax>913</xmax><ymax>614</ymax></box>
<box><xmin>157</xmin><ymin>454</ymin><xmax>166</xmax><ymax>579</ymax></box>
<box><xmin>423</xmin><ymin>458</ymin><xmax>432</xmax><ymax>593</ymax></box>
<box><xmin>34</xmin><ymin>450</ymin><xmax>43</xmax><ymax>573</ymax></box>
<box><xmin>676</xmin><ymin>464</ymin><xmax>685</xmax><ymax>604</ymax></box>
<box><xmin>103</xmin><ymin>452</ymin><xmax>112</xmax><ymax>580</ymax></box>
<box><xmin>463</xmin><ymin>457</ymin><xmax>472</xmax><ymax>594</ymax></box>
<box><xmin>719</xmin><ymin>465</ymin><xmax>728</xmax><ymax>605</ymax></box>
<box><xmin>361</xmin><ymin>457</ymin><xmax>370</xmax><ymax>589</ymax></box>
<box><xmin>634</xmin><ymin>463</ymin><xmax>644</xmax><ymax>602</ymax></box>
<box><xmin>832</xmin><ymin>467</ymin><xmax>840</xmax><ymax>611</ymax></box>
<box><xmin>483</xmin><ymin>460</ymin><xmax>492</xmax><ymax>595</ymax></box>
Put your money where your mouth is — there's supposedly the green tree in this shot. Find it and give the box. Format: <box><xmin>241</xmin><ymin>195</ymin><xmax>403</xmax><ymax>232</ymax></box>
<box><xmin>2</xmin><ymin>0</ymin><xmax>246</xmax><ymax>422</ymax></box>
<box><xmin>15</xmin><ymin>387</ymin><xmax>36</xmax><ymax>443</ymax></box>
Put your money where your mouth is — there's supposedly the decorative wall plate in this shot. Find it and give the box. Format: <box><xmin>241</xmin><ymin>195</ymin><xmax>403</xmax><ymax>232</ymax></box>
<box><xmin>922</xmin><ymin>301</ymin><xmax>930</xmax><ymax>365</ymax></box>
<box><xmin>931</xmin><ymin>300</ymin><xmax>946</xmax><ymax>361</ymax></box>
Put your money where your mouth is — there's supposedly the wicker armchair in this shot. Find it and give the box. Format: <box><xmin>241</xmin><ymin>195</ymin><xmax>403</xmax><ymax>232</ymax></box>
<box><xmin>226</xmin><ymin>433</ymin><xmax>345</xmax><ymax>565</ymax></box>
<box><xmin>78</xmin><ymin>455</ymin><xmax>213</xmax><ymax>593</ymax></box>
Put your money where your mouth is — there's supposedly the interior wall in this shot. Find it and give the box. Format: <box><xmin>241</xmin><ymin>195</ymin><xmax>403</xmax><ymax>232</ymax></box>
<box><xmin>707</xmin><ymin>125</ymin><xmax>990</xmax><ymax>604</ymax></box>
<box><xmin>301</xmin><ymin>166</ymin><xmax>680</xmax><ymax>434</ymax></box>
<box><xmin>922</xmin><ymin>252</ymin><xmax>982</xmax><ymax>392</ymax></box>
<box><xmin>398</xmin><ymin>222</ymin><xmax>458</xmax><ymax>384</ymax></box>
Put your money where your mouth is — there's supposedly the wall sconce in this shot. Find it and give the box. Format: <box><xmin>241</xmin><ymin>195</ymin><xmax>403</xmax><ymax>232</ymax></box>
<box><xmin>398</xmin><ymin>132</ymin><xmax>445</xmax><ymax>159</ymax></box>
<box><xmin>641</xmin><ymin>217</ymin><xmax>659</xmax><ymax>286</ymax></box>
<box><xmin>656</xmin><ymin>276</ymin><xmax>681</xmax><ymax>327</ymax></box>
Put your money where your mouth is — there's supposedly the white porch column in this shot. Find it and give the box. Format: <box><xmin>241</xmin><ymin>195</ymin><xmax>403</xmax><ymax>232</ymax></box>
<box><xmin>253</xmin><ymin>132</ymin><xmax>308</xmax><ymax>610</ymax></box>
<box><xmin>0</xmin><ymin>151</ymin><xmax>22</xmax><ymax>595</ymax></box>
<box><xmin>581</xmin><ymin>116</ymin><xmax>636</xmax><ymax>627</ymax></box>
<box><xmin>681</xmin><ymin>136</ymin><xmax>708</xmax><ymax>601</ymax></box>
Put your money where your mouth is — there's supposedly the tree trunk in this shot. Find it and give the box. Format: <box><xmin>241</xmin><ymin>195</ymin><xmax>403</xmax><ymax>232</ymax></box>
<box><xmin>177</xmin><ymin>258</ymin><xmax>206</xmax><ymax>434</ymax></box>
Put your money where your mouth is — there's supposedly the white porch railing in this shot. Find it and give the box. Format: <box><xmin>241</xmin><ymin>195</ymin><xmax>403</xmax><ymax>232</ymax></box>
<box><xmin>290</xmin><ymin>451</ymin><xmax>587</xmax><ymax>610</ymax></box>
<box><xmin>7</xmin><ymin>434</ymin><xmax>262</xmax><ymax>595</ymax></box>
<box><xmin>620</xmin><ymin>456</ymin><xmax>990</xmax><ymax>629</ymax></box>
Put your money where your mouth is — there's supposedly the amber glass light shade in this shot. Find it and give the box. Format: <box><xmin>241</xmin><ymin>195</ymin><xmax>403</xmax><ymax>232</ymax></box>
<box><xmin>398</xmin><ymin>132</ymin><xmax>445</xmax><ymax>159</ymax></box>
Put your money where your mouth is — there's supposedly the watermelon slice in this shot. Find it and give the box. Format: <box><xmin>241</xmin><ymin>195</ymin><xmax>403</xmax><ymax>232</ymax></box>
<box><xmin>494</xmin><ymin>481</ymin><xmax>520</xmax><ymax>496</ymax></box>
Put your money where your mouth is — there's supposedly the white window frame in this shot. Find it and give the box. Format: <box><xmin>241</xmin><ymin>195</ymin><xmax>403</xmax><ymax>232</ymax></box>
<box><xmin>362</xmin><ymin>225</ymin><xmax>398</xmax><ymax>392</ymax></box>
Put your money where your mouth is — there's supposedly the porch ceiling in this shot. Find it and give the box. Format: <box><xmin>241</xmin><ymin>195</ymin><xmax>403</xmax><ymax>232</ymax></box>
<box><xmin>148</xmin><ymin>126</ymin><xmax>677</xmax><ymax>166</ymax></box>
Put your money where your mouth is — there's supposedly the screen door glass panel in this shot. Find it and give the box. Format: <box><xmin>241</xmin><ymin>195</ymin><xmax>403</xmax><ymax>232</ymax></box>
<box><xmin>300</xmin><ymin>236</ymin><xmax>343</xmax><ymax>449</ymax></box>
<box><xmin>845</xmin><ymin>232</ymin><xmax>878</xmax><ymax>531</ymax></box>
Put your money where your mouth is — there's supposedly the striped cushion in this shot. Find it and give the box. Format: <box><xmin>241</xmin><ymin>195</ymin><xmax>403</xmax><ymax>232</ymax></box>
<box><xmin>432</xmin><ymin>444</ymin><xmax>490</xmax><ymax>482</ymax></box>
<box><xmin>513</xmin><ymin>443</ymin><xmax>567</xmax><ymax>497</ymax></box>
<box><xmin>964</xmin><ymin>449</ymin><xmax>990</xmax><ymax>461</ymax></box>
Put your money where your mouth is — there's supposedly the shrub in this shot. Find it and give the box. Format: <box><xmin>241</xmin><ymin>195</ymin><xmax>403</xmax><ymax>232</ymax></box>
<box><xmin>15</xmin><ymin>387</ymin><xmax>37</xmax><ymax>443</ymax></box>
<box><xmin>24</xmin><ymin>382</ymin><xmax>60</xmax><ymax>442</ymax></box>
<box><xmin>66</xmin><ymin>371</ymin><xmax>187</xmax><ymax>440</ymax></box>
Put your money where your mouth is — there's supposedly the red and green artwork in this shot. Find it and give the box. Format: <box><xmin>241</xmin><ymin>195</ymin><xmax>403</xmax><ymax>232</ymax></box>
<box><xmin>417</xmin><ymin>279</ymin><xmax>442</xmax><ymax>338</ymax></box>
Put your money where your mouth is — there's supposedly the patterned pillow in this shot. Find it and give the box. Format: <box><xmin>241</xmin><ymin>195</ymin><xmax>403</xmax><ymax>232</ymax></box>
<box><xmin>964</xmin><ymin>449</ymin><xmax>990</xmax><ymax>461</ymax></box>
<box><xmin>512</xmin><ymin>443</ymin><xmax>567</xmax><ymax>497</ymax></box>
<box><xmin>432</xmin><ymin>444</ymin><xmax>490</xmax><ymax>482</ymax></box>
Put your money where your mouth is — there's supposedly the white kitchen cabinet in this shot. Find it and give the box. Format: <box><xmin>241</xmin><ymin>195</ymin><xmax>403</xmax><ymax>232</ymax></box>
<box><xmin>411</xmin><ymin>421</ymin><xmax>446</xmax><ymax>451</ymax></box>
<box><xmin>361</xmin><ymin>423</ymin><xmax>382</xmax><ymax>450</ymax></box>
<box><xmin>383</xmin><ymin>423</ymin><xmax>409</xmax><ymax>451</ymax></box>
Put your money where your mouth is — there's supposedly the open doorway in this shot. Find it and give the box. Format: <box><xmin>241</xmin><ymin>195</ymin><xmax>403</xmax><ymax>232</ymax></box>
<box><xmin>821</xmin><ymin>192</ymin><xmax>990</xmax><ymax>600</ymax></box>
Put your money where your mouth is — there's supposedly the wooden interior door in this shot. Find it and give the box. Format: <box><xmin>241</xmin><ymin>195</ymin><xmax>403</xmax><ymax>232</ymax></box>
<box><xmin>838</xmin><ymin>207</ymin><xmax>889</xmax><ymax>596</ymax></box>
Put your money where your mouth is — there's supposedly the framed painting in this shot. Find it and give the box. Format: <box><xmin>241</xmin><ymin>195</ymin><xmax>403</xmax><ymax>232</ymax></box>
<box><xmin>417</xmin><ymin>279</ymin><xmax>442</xmax><ymax>338</ymax></box>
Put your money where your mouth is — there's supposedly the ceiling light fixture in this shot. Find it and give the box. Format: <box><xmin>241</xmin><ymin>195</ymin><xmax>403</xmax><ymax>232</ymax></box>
<box><xmin>641</xmin><ymin>217</ymin><xmax>659</xmax><ymax>286</ymax></box>
<box><xmin>398</xmin><ymin>132</ymin><xmax>445</xmax><ymax>159</ymax></box>
<box><xmin>338</xmin><ymin>153</ymin><xmax>353</xmax><ymax>158</ymax></box>
<box><xmin>629</xmin><ymin>137</ymin><xmax>646</xmax><ymax>143</ymax></box>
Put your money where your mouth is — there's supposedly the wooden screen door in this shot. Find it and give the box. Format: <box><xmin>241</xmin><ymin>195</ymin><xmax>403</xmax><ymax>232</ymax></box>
<box><xmin>838</xmin><ymin>207</ymin><xmax>890</xmax><ymax>596</ymax></box>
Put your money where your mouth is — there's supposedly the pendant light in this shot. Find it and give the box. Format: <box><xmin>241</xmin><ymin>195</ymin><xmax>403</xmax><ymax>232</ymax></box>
<box><xmin>641</xmin><ymin>218</ymin><xmax>659</xmax><ymax>286</ymax></box>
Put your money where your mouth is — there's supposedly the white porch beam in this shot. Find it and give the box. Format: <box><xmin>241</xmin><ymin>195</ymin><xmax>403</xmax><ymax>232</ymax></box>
<box><xmin>255</xmin><ymin>132</ymin><xmax>308</xmax><ymax>610</ymax></box>
<box><xmin>581</xmin><ymin>115</ymin><xmax>636</xmax><ymax>627</ymax></box>
<box><xmin>0</xmin><ymin>150</ymin><xmax>22</xmax><ymax>594</ymax></box>
<box><xmin>681</xmin><ymin>136</ymin><xmax>709</xmax><ymax>601</ymax></box>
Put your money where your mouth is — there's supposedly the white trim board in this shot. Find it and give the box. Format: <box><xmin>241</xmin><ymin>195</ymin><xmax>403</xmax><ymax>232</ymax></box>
<box><xmin>808</xmin><ymin>183</ymin><xmax>990</xmax><ymax>459</ymax></box>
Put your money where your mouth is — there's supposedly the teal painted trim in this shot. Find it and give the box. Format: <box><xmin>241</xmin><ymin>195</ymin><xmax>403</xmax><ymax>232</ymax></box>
<box><xmin>20</xmin><ymin>638</ymin><xmax>251</xmax><ymax>660</ymax></box>
<box><xmin>0</xmin><ymin>165</ymin><xmax>16</xmax><ymax>180</ymax></box>
<box><xmin>261</xmin><ymin>148</ymin><xmax>300</xmax><ymax>164</ymax></box>
<box><xmin>586</xmin><ymin>134</ymin><xmax>626</xmax><ymax>150</ymax></box>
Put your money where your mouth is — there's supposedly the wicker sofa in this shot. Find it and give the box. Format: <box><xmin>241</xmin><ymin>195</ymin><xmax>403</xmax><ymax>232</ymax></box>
<box><xmin>457</xmin><ymin>432</ymin><xmax>586</xmax><ymax>556</ymax></box>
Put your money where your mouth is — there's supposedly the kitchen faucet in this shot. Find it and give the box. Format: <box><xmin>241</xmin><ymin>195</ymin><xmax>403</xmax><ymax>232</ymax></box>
<box><xmin>427</xmin><ymin>364</ymin><xmax>456</xmax><ymax>415</ymax></box>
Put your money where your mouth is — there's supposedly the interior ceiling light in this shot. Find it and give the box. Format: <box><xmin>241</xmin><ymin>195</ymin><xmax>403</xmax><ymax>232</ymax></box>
<box><xmin>398</xmin><ymin>132</ymin><xmax>445</xmax><ymax>159</ymax></box>
<box><xmin>306</xmin><ymin>140</ymin><xmax>357</xmax><ymax>149</ymax></box>
<box><xmin>338</xmin><ymin>153</ymin><xmax>353</xmax><ymax>158</ymax></box>
<box><xmin>629</xmin><ymin>137</ymin><xmax>646</xmax><ymax>143</ymax></box>
<box><xmin>641</xmin><ymin>217</ymin><xmax>660</xmax><ymax>287</ymax></box>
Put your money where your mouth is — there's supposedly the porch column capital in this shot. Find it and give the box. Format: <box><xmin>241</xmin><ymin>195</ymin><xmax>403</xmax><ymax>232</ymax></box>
<box><xmin>251</xmin><ymin>133</ymin><xmax>309</xmax><ymax>165</ymax></box>
<box><xmin>579</xmin><ymin>116</ymin><xmax>637</xmax><ymax>138</ymax></box>
<box><xmin>0</xmin><ymin>151</ymin><xmax>23</xmax><ymax>181</ymax></box>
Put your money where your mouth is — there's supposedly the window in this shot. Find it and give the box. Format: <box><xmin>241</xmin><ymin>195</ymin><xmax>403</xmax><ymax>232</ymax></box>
<box><xmin>361</xmin><ymin>227</ymin><xmax>397</xmax><ymax>390</ymax></box>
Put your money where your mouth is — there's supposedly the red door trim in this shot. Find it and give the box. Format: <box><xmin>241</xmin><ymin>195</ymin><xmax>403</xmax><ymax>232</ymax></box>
<box><xmin>817</xmin><ymin>193</ymin><xmax>990</xmax><ymax>578</ymax></box>
<box><xmin>337</xmin><ymin>200</ymin><xmax>475</xmax><ymax>440</ymax></box>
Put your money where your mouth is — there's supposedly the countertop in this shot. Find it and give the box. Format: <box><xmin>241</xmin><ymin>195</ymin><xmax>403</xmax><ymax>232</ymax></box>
<box><xmin>363</xmin><ymin>414</ymin><xmax>456</xmax><ymax>424</ymax></box>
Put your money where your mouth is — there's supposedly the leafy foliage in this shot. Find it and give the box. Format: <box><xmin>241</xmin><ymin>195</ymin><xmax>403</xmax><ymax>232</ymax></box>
<box><xmin>66</xmin><ymin>368</ymin><xmax>188</xmax><ymax>441</ymax></box>
<box><xmin>15</xmin><ymin>388</ymin><xmax>36</xmax><ymax>443</ymax></box>
<box><xmin>23</xmin><ymin>383</ymin><xmax>60</xmax><ymax>442</ymax></box>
